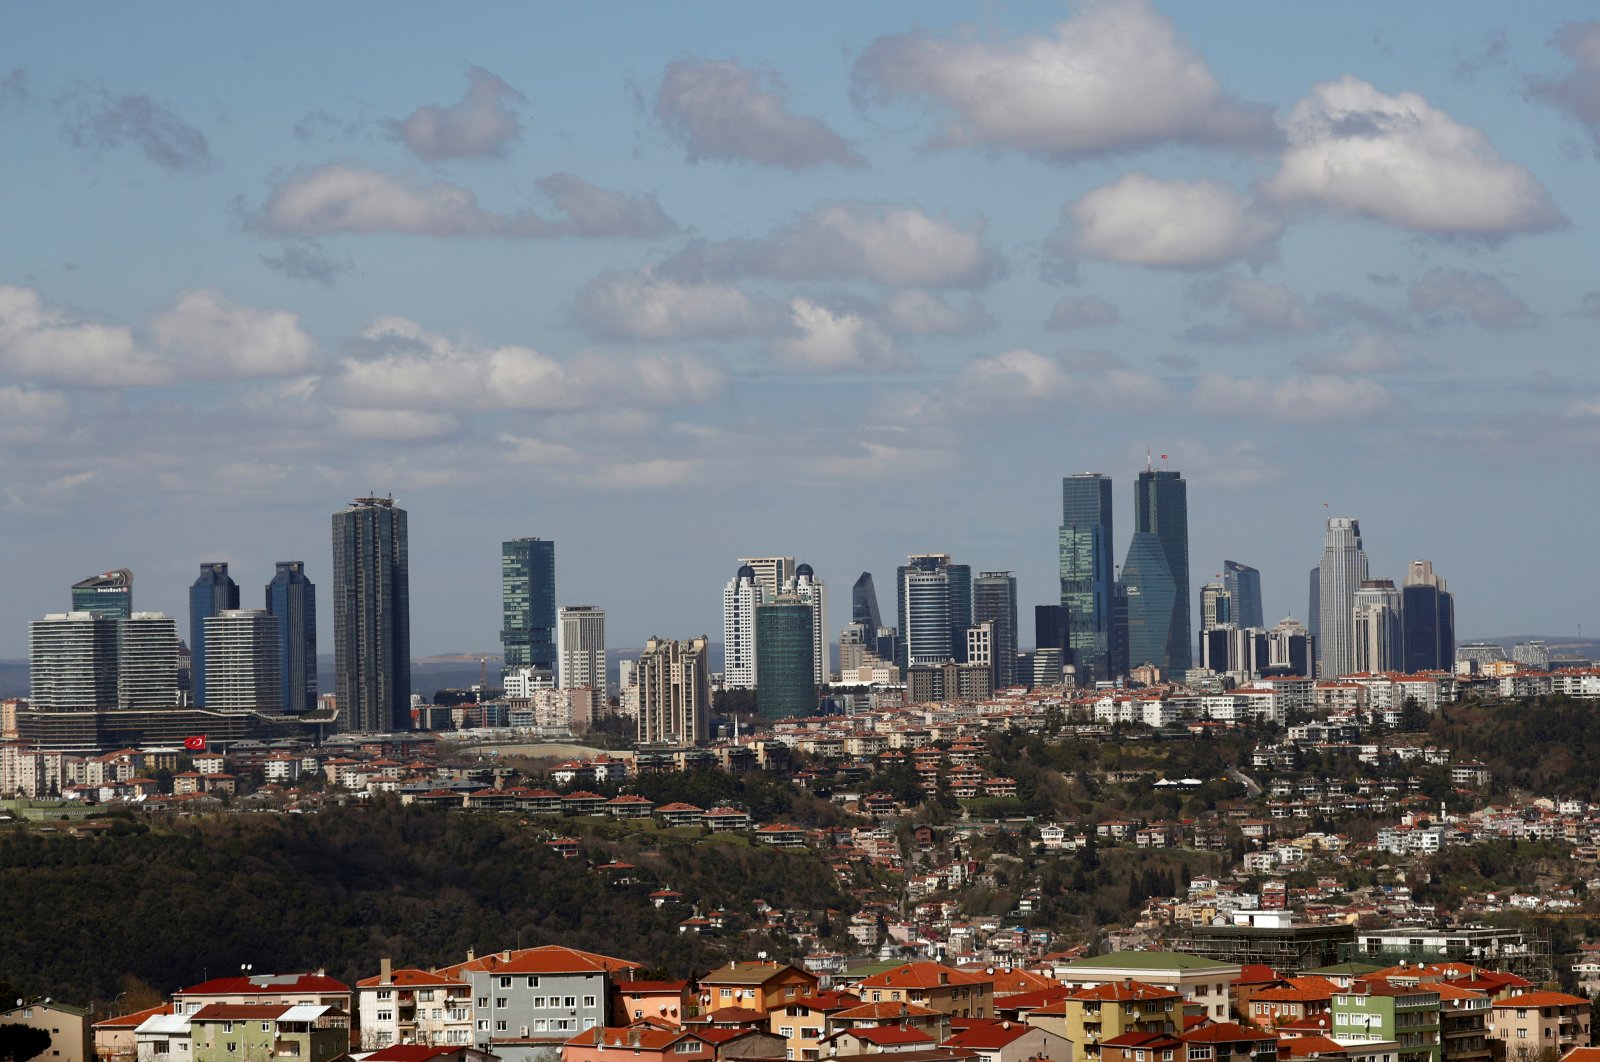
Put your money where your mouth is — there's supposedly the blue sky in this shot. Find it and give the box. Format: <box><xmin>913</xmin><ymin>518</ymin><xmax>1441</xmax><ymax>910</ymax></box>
<box><xmin>2</xmin><ymin>1</ymin><xmax>1598</xmax><ymax>657</ymax></box>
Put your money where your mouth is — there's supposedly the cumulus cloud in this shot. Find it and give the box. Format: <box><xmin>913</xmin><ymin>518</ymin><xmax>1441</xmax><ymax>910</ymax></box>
<box><xmin>0</xmin><ymin>285</ymin><xmax>315</xmax><ymax>388</ymax></box>
<box><xmin>335</xmin><ymin>408</ymin><xmax>463</xmax><ymax>441</ymax></box>
<box><xmin>1046</xmin><ymin>295</ymin><xmax>1121</xmax><ymax>331</ymax></box>
<box><xmin>668</xmin><ymin>201</ymin><xmax>1001</xmax><ymax>289</ymax></box>
<box><xmin>57</xmin><ymin>86</ymin><xmax>210</xmax><ymax>170</ymax></box>
<box><xmin>1408</xmin><ymin>268</ymin><xmax>1532</xmax><ymax>329</ymax></box>
<box><xmin>655</xmin><ymin>57</ymin><xmax>863</xmax><ymax>169</ymax></box>
<box><xmin>955</xmin><ymin>349</ymin><xmax>1172</xmax><ymax>408</ymax></box>
<box><xmin>852</xmin><ymin>0</ymin><xmax>1275</xmax><ymax>160</ymax></box>
<box><xmin>1265</xmin><ymin>76</ymin><xmax>1565</xmax><ymax>237</ymax></box>
<box><xmin>333</xmin><ymin>316</ymin><xmax>725</xmax><ymax>414</ymax></box>
<box><xmin>259</xmin><ymin>242</ymin><xmax>354</xmax><ymax>286</ymax></box>
<box><xmin>251</xmin><ymin>163</ymin><xmax>675</xmax><ymax>239</ymax></box>
<box><xmin>772</xmin><ymin>298</ymin><xmax>909</xmax><ymax>372</ymax></box>
<box><xmin>0</xmin><ymin>385</ymin><xmax>70</xmax><ymax>443</ymax></box>
<box><xmin>572</xmin><ymin>267</ymin><xmax>781</xmax><ymax>342</ymax></box>
<box><xmin>878</xmin><ymin>289</ymin><xmax>991</xmax><ymax>335</ymax></box>
<box><xmin>1184</xmin><ymin>276</ymin><xmax>1311</xmax><ymax>343</ymax></box>
<box><xmin>1191</xmin><ymin>373</ymin><xmax>1393</xmax><ymax>422</ymax></box>
<box><xmin>1053</xmin><ymin>174</ymin><xmax>1281</xmax><ymax>269</ymax></box>
<box><xmin>393</xmin><ymin>66</ymin><xmax>525</xmax><ymax>160</ymax></box>
<box><xmin>1295</xmin><ymin>334</ymin><xmax>1427</xmax><ymax>375</ymax></box>
<box><xmin>1528</xmin><ymin>23</ymin><xmax>1600</xmax><ymax>156</ymax></box>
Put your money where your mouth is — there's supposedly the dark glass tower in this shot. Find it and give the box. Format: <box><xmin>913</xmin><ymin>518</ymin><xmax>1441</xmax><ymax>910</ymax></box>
<box><xmin>755</xmin><ymin>596</ymin><xmax>816</xmax><ymax>719</ymax></box>
<box><xmin>501</xmin><ymin>538</ymin><xmax>556</xmax><ymax>674</ymax></box>
<box><xmin>851</xmin><ymin>572</ymin><xmax>883</xmax><ymax>632</ymax></box>
<box><xmin>1121</xmin><ymin>531</ymin><xmax>1175</xmax><ymax>673</ymax></box>
<box><xmin>1401</xmin><ymin>560</ymin><xmax>1455</xmax><ymax>673</ymax></box>
<box><xmin>973</xmin><ymin>571</ymin><xmax>1019</xmax><ymax>688</ymax></box>
<box><xmin>896</xmin><ymin>554</ymin><xmax>972</xmax><ymax>667</ymax></box>
<box><xmin>1034</xmin><ymin>605</ymin><xmax>1069</xmax><ymax>655</ymax></box>
<box><xmin>1128</xmin><ymin>467</ymin><xmax>1191</xmax><ymax>675</ymax></box>
<box><xmin>189</xmin><ymin>562</ymin><xmax>240</xmax><ymax>707</ymax></box>
<box><xmin>1307</xmin><ymin>567</ymin><xmax>1321</xmax><ymax>641</ymax></box>
<box><xmin>1222</xmin><ymin>561</ymin><xmax>1264</xmax><ymax>630</ymax></box>
<box><xmin>71</xmin><ymin>569</ymin><xmax>133</xmax><ymax>620</ymax></box>
<box><xmin>332</xmin><ymin>496</ymin><xmax>411</xmax><ymax>732</ymax></box>
<box><xmin>1060</xmin><ymin>473</ymin><xmax>1114</xmax><ymax>683</ymax></box>
<box><xmin>266</xmin><ymin>561</ymin><xmax>318</xmax><ymax>713</ymax></box>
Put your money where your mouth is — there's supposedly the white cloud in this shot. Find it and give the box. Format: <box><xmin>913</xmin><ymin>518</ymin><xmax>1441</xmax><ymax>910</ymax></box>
<box><xmin>853</xmin><ymin>0</ymin><xmax>1275</xmax><ymax>160</ymax></box>
<box><xmin>1184</xmin><ymin>275</ymin><xmax>1311</xmax><ymax>342</ymax></box>
<box><xmin>593</xmin><ymin>458</ymin><xmax>701</xmax><ymax>489</ymax></box>
<box><xmin>0</xmin><ymin>385</ymin><xmax>70</xmax><ymax>442</ymax></box>
<box><xmin>1295</xmin><ymin>334</ymin><xmax>1426</xmax><ymax>375</ymax></box>
<box><xmin>955</xmin><ymin>348</ymin><xmax>1172</xmax><ymax>408</ymax></box>
<box><xmin>334</xmin><ymin>408</ymin><xmax>463</xmax><ymax>441</ymax></box>
<box><xmin>655</xmin><ymin>58</ymin><xmax>863</xmax><ymax>169</ymax></box>
<box><xmin>879</xmin><ymin>289</ymin><xmax>991</xmax><ymax>335</ymax></box>
<box><xmin>0</xmin><ymin>285</ymin><xmax>314</xmax><ymax>388</ymax></box>
<box><xmin>1191</xmin><ymin>373</ymin><xmax>1393</xmax><ymax>422</ymax></box>
<box><xmin>1408</xmin><ymin>268</ymin><xmax>1532</xmax><ymax>329</ymax></box>
<box><xmin>394</xmin><ymin>66</ymin><xmax>525</xmax><ymax>161</ymax></box>
<box><xmin>332</xmin><ymin>315</ymin><xmax>726</xmax><ymax>413</ymax></box>
<box><xmin>772</xmin><ymin>298</ymin><xmax>909</xmax><ymax>372</ymax></box>
<box><xmin>572</xmin><ymin>267</ymin><xmax>780</xmax><ymax>341</ymax></box>
<box><xmin>1528</xmin><ymin>22</ymin><xmax>1600</xmax><ymax>156</ymax></box>
<box><xmin>253</xmin><ymin>163</ymin><xmax>674</xmax><ymax>239</ymax></box>
<box><xmin>670</xmin><ymin>201</ymin><xmax>1001</xmax><ymax>289</ymax></box>
<box><xmin>1046</xmin><ymin>295</ymin><xmax>1121</xmax><ymax>331</ymax></box>
<box><xmin>1266</xmin><ymin>76</ymin><xmax>1565</xmax><ymax>237</ymax></box>
<box><xmin>1055</xmin><ymin>174</ymin><xmax>1281</xmax><ymax>269</ymax></box>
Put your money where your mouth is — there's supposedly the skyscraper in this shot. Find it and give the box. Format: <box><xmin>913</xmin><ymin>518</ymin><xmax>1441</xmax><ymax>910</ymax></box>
<box><xmin>189</xmin><ymin>562</ymin><xmax>240</xmax><ymax>707</ymax></box>
<box><xmin>636</xmin><ymin>635</ymin><xmax>709</xmax><ymax>745</ymax></box>
<box><xmin>71</xmin><ymin>569</ymin><xmax>133</xmax><ymax>620</ymax></box>
<box><xmin>266</xmin><ymin>561</ymin><xmax>317</xmax><ymax>713</ymax></box>
<box><xmin>785</xmin><ymin>564</ymin><xmax>828</xmax><ymax>682</ymax></box>
<box><xmin>1034</xmin><ymin>605</ymin><xmax>1069</xmax><ymax>655</ymax></box>
<box><xmin>1060</xmin><ymin>473</ymin><xmax>1114</xmax><ymax>683</ymax></box>
<box><xmin>119</xmin><ymin>612</ymin><xmax>178</xmax><ymax>710</ymax></box>
<box><xmin>1200</xmin><ymin>582</ymin><xmax>1231</xmax><ymax>629</ymax></box>
<box><xmin>1401</xmin><ymin>560</ymin><xmax>1456</xmax><ymax>673</ymax></box>
<box><xmin>558</xmin><ymin>605</ymin><xmax>607</xmax><ymax>694</ymax></box>
<box><xmin>204</xmin><ymin>609</ymin><xmax>283</xmax><ymax>712</ymax></box>
<box><xmin>1222</xmin><ymin>561</ymin><xmax>1264</xmax><ymax>630</ymax></box>
<box><xmin>722</xmin><ymin>564</ymin><xmax>763</xmax><ymax>689</ymax></box>
<box><xmin>1127</xmin><ymin>467</ymin><xmax>1191</xmax><ymax>675</ymax></box>
<box><xmin>972</xmin><ymin>571</ymin><xmax>1019</xmax><ymax>688</ymax></box>
<box><xmin>1352</xmin><ymin>580</ymin><xmax>1403</xmax><ymax>674</ymax></box>
<box><xmin>1307</xmin><ymin>567</ymin><xmax>1321</xmax><ymax>642</ymax></box>
<box><xmin>30</xmin><ymin>612</ymin><xmax>119</xmax><ymax>710</ymax></box>
<box><xmin>1268</xmin><ymin>617</ymin><xmax>1315</xmax><ymax>677</ymax></box>
<box><xmin>1316</xmin><ymin>517</ymin><xmax>1369</xmax><ymax>678</ymax></box>
<box><xmin>897</xmin><ymin>554</ymin><xmax>972</xmax><ymax>668</ymax></box>
<box><xmin>755</xmin><ymin>596</ymin><xmax>816</xmax><ymax>719</ymax></box>
<box><xmin>332</xmin><ymin>496</ymin><xmax>412</xmax><ymax>732</ymax></box>
<box><xmin>851</xmin><ymin>572</ymin><xmax>882</xmax><ymax>632</ymax></box>
<box><xmin>738</xmin><ymin>556</ymin><xmax>796</xmax><ymax>603</ymax></box>
<box><xmin>501</xmin><ymin>538</ymin><xmax>556</xmax><ymax>676</ymax></box>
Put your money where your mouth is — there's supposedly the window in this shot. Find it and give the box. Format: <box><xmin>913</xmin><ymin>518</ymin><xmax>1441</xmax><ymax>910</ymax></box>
<box><xmin>225</xmin><ymin>1045</ymin><xmax>237</xmax><ymax>1055</ymax></box>
<box><xmin>477</xmin><ymin>1021</ymin><xmax>488</xmax><ymax>1032</ymax></box>
<box><xmin>675</xmin><ymin>1043</ymin><xmax>701</xmax><ymax>1054</ymax></box>
<box><xmin>787</xmin><ymin>987</ymin><xmax>797</xmax><ymax>997</ymax></box>
<box><xmin>780</xmin><ymin>1027</ymin><xmax>796</xmax><ymax>1038</ymax></box>
<box><xmin>1197</xmin><ymin>987</ymin><xmax>1208</xmax><ymax>997</ymax></box>
<box><xmin>496</xmin><ymin>998</ymin><xmax>508</xmax><ymax>1009</ymax></box>
<box><xmin>584</xmin><ymin>996</ymin><xmax>597</xmax><ymax>1008</ymax></box>
<box><xmin>500</xmin><ymin>977</ymin><xmax>512</xmax><ymax>989</ymax></box>
<box><xmin>419</xmin><ymin>991</ymin><xmax>434</xmax><ymax>1002</ymax></box>
<box><xmin>223</xmin><ymin>1024</ymin><xmax>234</xmax><ymax>1035</ymax></box>
<box><xmin>154</xmin><ymin>1045</ymin><xmax>170</xmax><ymax>1056</ymax></box>
<box><xmin>377</xmin><ymin>990</ymin><xmax>393</xmax><ymax>1000</ymax></box>
<box><xmin>634</xmin><ymin>1010</ymin><xmax>643</xmax><ymax>1019</ymax></box>
<box><xmin>477</xmin><ymin>998</ymin><xmax>488</xmax><ymax>1009</ymax></box>
<box><xmin>533</xmin><ymin>997</ymin><xmax>546</xmax><ymax>1009</ymax></box>
<box><xmin>377</xmin><ymin>1011</ymin><xmax>394</xmax><ymax>1023</ymax></box>
<box><xmin>564</xmin><ymin>997</ymin><xmax>577</xmax><ymax>1009</ymax></box>
<box><xmin>495</xmin><ymin>1021</ymin><xmax>507</xmax><ymax>1032</ymax></box>
<box><xmin>803</xmin><ymin>1029</ymin><xmax>820</xmax><ymax>1039</ymax></box>
<box><xmin>528</xmin><ymin>978</ymin><xmax>539</xmax><ymax>989</ymax></box>
<box><xmin>872</xmin><ymin>992</ymin><xmax>882</xmax><ymax>1003</ymax></box>
<box><xmin>535</xmin><ymin>1021</ymin><xmax>548</xmax><ymax>1032</ymax></box>
<box><xmin>1517</xmin><ymin>1030</ymin><xmax>1528</xmax><ymax>1039</ymax></box>
<box><xmin>584</xmin><ymin>1019</ymin><xmax>597</xmax><ymax>1030</ymax></box>
<box><xmin>261</xmin><ymin>1024</ymin><xmax>271</xmax><ymax>1033</ymax></box>
<box><xmin>556</xmin><ymin>1020</ymin><xmax>572</xmax><ymax>1031</ymax></box>
<box><xmin>1136</xmin><ymin>1052</ymin><xmax>1147</xmax><ymax>1061</ymax></box>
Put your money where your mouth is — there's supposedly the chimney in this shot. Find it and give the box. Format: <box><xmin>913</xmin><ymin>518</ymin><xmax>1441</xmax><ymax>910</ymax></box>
<box><xmin>381</xmin><ymin>959</ymin><xmax>393</xmax><ymax>986</ymax></box>
<box><xmin>503</xmin><ymin>950</ymin><xmax>512</xmax><ymax>961</ymax></box>
<box><xmin>467</xmin><ymin>948</ymin><xmax>476</xmax><ymax>962</ymax></box>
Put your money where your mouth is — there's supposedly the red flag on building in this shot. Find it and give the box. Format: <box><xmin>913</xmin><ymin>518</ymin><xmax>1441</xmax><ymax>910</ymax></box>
<box><xmin>184</xmin><ymin>735</ymin><xmax>206</xmax><ymax>751</ymax></box>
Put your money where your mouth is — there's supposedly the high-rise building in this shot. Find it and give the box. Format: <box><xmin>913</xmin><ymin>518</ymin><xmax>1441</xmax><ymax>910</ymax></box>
<box><xmin>1268</xmin><ymin>617</ymin><xmax>1315</xmax><ymax>677</ymax></box>
<box><xmin>755</xmin><ymin>596</ymin><xmax>816</xmax><ymax>719</ymax></box>
<box><xmin>1034</xmin><ymin>605</ymin><xmax>1070</xmax><ymax>655</ymax></box>
<box><xmin>965</xmin><ymin>621</ymin><xmax>994</xmax><ymax>683</ymax></box>
<box><xmin>30</xmin><ymin>612</ymin><xmax>119</xmax><ymax>710</ymax></box>
<box><xmin>897</xmin><ymin>554</ymin><xmax>972</xmax><ymax>667</ymax></box>
<box><xmin>1353</xmin><ymin>580</ymin><xmax>1403</xmax><ymax>674</ymax></box>
<box><xmin>558</xmin><ymin>606</ymin><xmax>606</xmax><ymax>694</ymax></box>
<box><xmin>1127</xmin><ymin>467</ymin><xmax>1191</xmax><ymax>675</ymax></box>
<box><xmin>1200</xmin><ymin>625</ymin><xmax>1268</xmax><ymax>677</ymax></box>
<box><xmin>332</xmin><ymin>496</ymin><xmax>412</xmax><ymax>732</ymax></box>
<box><xmin>851</xmin><ymin>572</ymin><xmax>882</xmax><ymax>632</ymax></box>
<box><xmin>204</xmin><ymin>609</ymin><xmax>282</xmax><ymax>712</ymax></box>
<box><xmin>636</xmin><ymin>635</ymin><xmax>709</xmax><ymax>745</ymax></box>
<box><xmin>119</xmin><ymin>612</ymin><xmax>178</xmax><ymax>710</ymax></box>
<box><xmin>1223</xmin><ymin>561</ymin><xmax>1264</xmax><ymax>630</ymax></box>
<box><xmin>1402</xmin><ymin>560</ymin><xmax>1456</xmax><ymax>674</ymax></box>
<box><xmin>785</xmin><ymin>564</ymin><xmax>829</xmax><ymax>683</ymax></box>
<box><xmin>265</xmin><ymin>561</ymin><xmax>317</xmax><ymax>714</ymax></box>
<box><xmin>71</xmin><ymin>569</ymin><xmax>133</xmax><ymax>620</ymax></box>
<box><xmin>1513</xmin><ymin>640</ymin><xmax>1550</xmax><ymax>669</ymax></box>
<box><xmin>722</xmin><ymin>564</ymin><xmax>764</xmax><ymax>689</ymax></box>
<box><xmin>501</xmin><ymin>538</ymin><xmax>556</xmax><ymax>676</ymax></box>
<box><xmin>738</xmin><ymin>557</ymin><xmax>796</xmax><ymax>603</ymax></box>
<box><xmin>1316</xmin><ymin>517</ymin><xmax>1369</xmax><ymax>678</ymax></box>
<box><xmin>1032</xmin><ymin>648</ymin><xmax>1065</xmax><ymax>688</ymax></box>
<box><xmin>839</xmin><ymin>622</ymin><xmax>869</xmax><ymax>673</ymax></box>
<box><xmin>1200</xmin><ymin>582</ymin><xmax>1231</xmax><ymax>630</ymax></box>
<box><xmin>1307</xmin><ymin>568</ymin><xmax>1321</xmax><ymax>642</ymax></box>
<box><xmin>189</xmin><ymin>562</ymin><xmax>240</xmax><ymax>707</ymax></box>
<box><xmin>1060</xmin><ymin>473</ymin><xmax>1115</xmax><ymax>683</ymax></box>
<box><xmin>972</xmin><ymin>571</ymin><xmax>1019</xmax><ymax>688</ymax></box>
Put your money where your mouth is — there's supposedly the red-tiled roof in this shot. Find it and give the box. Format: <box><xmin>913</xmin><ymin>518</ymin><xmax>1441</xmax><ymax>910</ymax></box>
<box><xmin>839</xmin><ymin>1026</ymin><xmax>936</xmax><ymax>1046</ymax></box>
<box><xmin>178</xmin><ymin>974</ymin><xmax>349</xmax><ymax>996</ymax></box>
<box><xmin>363</xmin><ymin>1047</ymin><xmax>470</xmax><ymax>1062</ymax></box>
<box><xmin>942</xmin><ymin>1023</ymin><xmax>1034</xmax><ymax>1050</ymax></box>
<box><xmin>1182</xmin><ymin>1023</ymin><xmax>1276</xmax><ymax>1045</ymax></box>
<box><xmin>93</xmin><ymin>1004</ymin><xmax>172</xmax><ymax>1029</ymax></box>
<box><xmin>191</xmin><ymin>1004</ymin><xmax>294</xmax><ymax>1021</ymax></box>
<box><xmin>356</xmin><ymin>969</ymin><xmax>466</xmax><ymax>988</ymax></box>
<box><xmin>859</xmin><ymin>962</ymin><xmax>990</xmax><ymax>990</ymax></box>
<box><xmin>1494</xmin><ymin>991</ymin><xmax>1589</xmax><ymax>1008</ymax></box>
<box><xmin>440</xmin><ymin>945</ymin><xmax>640</xmax><ymax>978</ymax></box>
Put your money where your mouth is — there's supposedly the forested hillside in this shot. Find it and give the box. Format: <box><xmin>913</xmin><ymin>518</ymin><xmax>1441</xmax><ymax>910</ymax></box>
<box><xmin>0</xmin><ymin>803</ymin><xmax>850</xmax><ymax>1006</ymax></box>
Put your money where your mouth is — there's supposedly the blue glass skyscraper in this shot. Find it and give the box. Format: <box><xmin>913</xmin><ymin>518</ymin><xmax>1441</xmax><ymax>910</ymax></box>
<box><xmin>332</xmin><ymin>496</ymin><xmax>411</xmax><ymax>732</ymax></box>
<box><xmin>1059</xmin><ymin>473</ymin><xmax>1114</xmax><ymax>683</ymax></box>
<box><xmin>189</xmin><ymin>562</ymin><xmax>239</xmax><ymax>706</ymax></box>
<box><xmin>266</xmin><ymin>561</ymin><xmax>318</xmax><ymax>713</ymax></box>
<box><xmin>1124</xmin><ymin>467</ymin><xmax>1191</xmax><ymax>675</ymax></box>
<box><xmin>501</xmin><ymin>538</ymin><xmax>556</xmax><ymax>674</ymax></box>
<box><xmin>1222</xmin><ymin>561</ymin><xmax>1264</xmax><ymax>630</ymax></box>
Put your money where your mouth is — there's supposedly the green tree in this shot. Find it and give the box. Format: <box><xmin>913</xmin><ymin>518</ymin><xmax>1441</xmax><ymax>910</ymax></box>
<box><xmin>0</xmin><ymin>1024</ymin><xmax>51</xmax><ymax>1062</ymax></box>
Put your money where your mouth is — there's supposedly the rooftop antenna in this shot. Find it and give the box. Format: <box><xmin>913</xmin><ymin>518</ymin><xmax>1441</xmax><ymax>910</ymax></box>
<box><xmin>1145</xmin><ymin>446</ymin><xmax>1152</xmax><ymax>473</ymax></box>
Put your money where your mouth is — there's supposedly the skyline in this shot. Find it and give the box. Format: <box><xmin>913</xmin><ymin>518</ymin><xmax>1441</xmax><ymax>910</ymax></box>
<box><xmin>3</xmin><ymin>2</ymin><xmax>1600</xmax><ymax>656</ymax></box>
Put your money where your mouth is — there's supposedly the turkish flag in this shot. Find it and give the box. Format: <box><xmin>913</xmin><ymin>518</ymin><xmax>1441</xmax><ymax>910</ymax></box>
<box><xmin>184</xmin><ymin>735</ymin><xmax>206</xmax><ymax>751</ymax></box>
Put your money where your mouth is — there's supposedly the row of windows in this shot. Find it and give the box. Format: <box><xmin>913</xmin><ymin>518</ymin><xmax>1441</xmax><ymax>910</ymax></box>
<box><xmin>475</xmin><ymin>1018</ymin><xmax>596</xmax><ymax>1033</ymax></box>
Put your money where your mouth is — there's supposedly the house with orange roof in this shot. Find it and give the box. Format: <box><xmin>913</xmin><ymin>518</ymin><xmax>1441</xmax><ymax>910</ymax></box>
<box><xmin>856</xmin><ymin>963</ymin><xmax>994</xmax><ymax>1020</ymax></box>
<box><xmin>1177</xmin><ymin>1021</ymin><xmax>1278</xmax><ymax>1062</ymax></box>
<box><xmin>764</xmin><ymin>990</ymin><xmax>861</xmax><ymax>1061</ymax></box>
<box><xmin>1024</xmin><ymin>980</ymin><xmax>1180</xmax><ymax>1059</ymax></box>
<box><xmin>941</xmin><ymin>1019</ymin><xmax>1069</xmax><ymax>1062</ymax></box>
<box><xmin>1489</xmin><ymin>991</ymin><xmax>1593</xmax><ymax>1058</ymax></box>
<box><xmin>696</xmin><ymin>961</ymin><xmax>820</xmax><ymax>1016</ymax></box>
<box><xmin>1100</xmin><ymin>1030</ymin><xmax>1183</xmax><ymax>1062</ymax></box>
<box><xmin>92</xmin><ymin>1004</ymin><xmax>171</xmax><ymax>1062</ymax></box>
<box><xmin>821</xmin><ymin>1024</ymin><xmax>938</xmax><ymax>1054</ymax></box>
<box><xmin>355</xmin><ymin>959</ymin><xmax>471</xmax><ymax>1049</ymax></box>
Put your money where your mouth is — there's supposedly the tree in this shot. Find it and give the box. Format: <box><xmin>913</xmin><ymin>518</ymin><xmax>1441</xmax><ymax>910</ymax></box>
<box><xmin>0</xmin><ymin>1024</ymin><xmax>50</xmax><ymax>1062</ymax></box>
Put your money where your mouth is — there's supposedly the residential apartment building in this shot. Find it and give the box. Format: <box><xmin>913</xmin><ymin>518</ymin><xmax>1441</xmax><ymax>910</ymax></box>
<box><xmin>696</xmin><ymin>961</ymin><xmax>820</xmax><ymax>1015</ymax></box>
<box><xmin>188</xmin><ymin>1004</ymin><xmax>348</xmax><ymax>1062</ymax></box>
<box><xmin>356</xmin><ymin>962</ymin><xmax>473</xmax><ymax>1048</ymax></box>
<box><xmin>855</xmin><ymin>963</ymin><xmax>993</xmax><ymax>1020</ymax></box>
<box><xmin>1490</xmin><ymin>992</ymin><xmax>1593</xmax><ymax>1060</ymax></box>
<box><xmin>1331</xmin><ymin>981</ymin><xmax>1441</xmax><ymax>1062</ymax></box>
<box><xmin>1025</xmin><ymin>981</ymin><xmax>1179</xmax><ymax>1060</ymax></box>
<box><xmin>1052</xmin><ymin>952</ymin><xmax>1240</xmax><ymax>1022</ymax></box>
